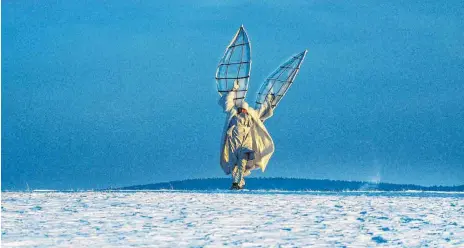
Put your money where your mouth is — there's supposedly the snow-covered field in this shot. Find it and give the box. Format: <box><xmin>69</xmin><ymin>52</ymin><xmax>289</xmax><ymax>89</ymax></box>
<box><xmin>2</xmin><ymin>191</ymin><xmax>464</xmax><ymax>247</ymax></box>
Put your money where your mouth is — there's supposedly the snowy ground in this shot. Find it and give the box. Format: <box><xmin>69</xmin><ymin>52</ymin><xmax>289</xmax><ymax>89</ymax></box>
<box><xmin>2</xmin><ymin>191</ymin><xmax>464</xmax><ymax>247</ymax></box>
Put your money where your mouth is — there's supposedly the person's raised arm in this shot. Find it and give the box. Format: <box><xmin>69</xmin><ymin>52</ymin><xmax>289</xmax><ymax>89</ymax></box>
<box><xmin>259</xmin><ymin>94</ymin><xmax>275</xmax><ymax>121</ymax></box>
<box><xmin>218</xmin><ymin>81</ymin><xmax>239</xmax><ymax>113</ymax></box>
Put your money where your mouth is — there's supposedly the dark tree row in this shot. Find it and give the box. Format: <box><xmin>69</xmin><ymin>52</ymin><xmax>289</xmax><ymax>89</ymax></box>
<box><xmin>119</xmin><ymin>178</ymin><xmax>464</xmax><ymax>192</ymax></box>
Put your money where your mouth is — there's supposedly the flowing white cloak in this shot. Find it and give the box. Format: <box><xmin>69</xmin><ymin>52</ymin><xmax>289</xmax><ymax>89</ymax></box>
<box><xmin>218</xmin><ymin>92</ymin><xmax>274</xmax><ymax>175</ymax></box>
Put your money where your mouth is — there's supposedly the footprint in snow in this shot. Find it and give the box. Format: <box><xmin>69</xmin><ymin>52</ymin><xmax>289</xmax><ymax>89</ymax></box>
<box><xmin>31</xmin><ymin>206</ymin><xmax>42</xmax><ymax>211</ymax></box>
<box><xmin>372</xmin><ymin>235</ymin><xmax>388</xmax><ymax>244</ymax></box>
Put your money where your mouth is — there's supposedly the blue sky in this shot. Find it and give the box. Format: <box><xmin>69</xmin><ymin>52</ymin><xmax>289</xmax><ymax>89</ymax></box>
<box><xmin>2</xmin><ymin>1</ymin><xmax>463</xmax><ymax>190</ymax></box>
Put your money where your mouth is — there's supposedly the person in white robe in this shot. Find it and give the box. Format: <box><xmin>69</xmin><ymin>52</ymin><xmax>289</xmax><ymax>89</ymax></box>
<box><xmin>218</xmin><ymin>83</ymin><xmax>275</xmax><ymax>189</ymax></box>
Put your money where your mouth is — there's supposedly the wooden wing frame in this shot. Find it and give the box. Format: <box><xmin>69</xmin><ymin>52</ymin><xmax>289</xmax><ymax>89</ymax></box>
<box><xmin>255</xmin><ymin>50</ymin><xmax>307</xmax><ymax>111</ymax></box>
<box><xmin>215</xmin><ymin>26</ymin><xmax>251</xmax><ymax>107</ymax></box>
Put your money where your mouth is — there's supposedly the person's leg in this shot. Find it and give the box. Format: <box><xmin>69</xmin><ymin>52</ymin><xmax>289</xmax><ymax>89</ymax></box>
<box><xmin>231</xmin><ymin>151</ymin><xmax>251</xmax><ymax>189</ymax></box>
<box><xmin>232</xmin><ymin>165</ymin><xmax>240</xmax><ymax>185</ymax></box>
<box><xmin>231</xmin><ymin>152</ymin><xmax>241</xmax><ymax>189</ymax></box>
<box><xmin>231</xmin><ymin>157</ymin><xmax>247</xmax><ymax>189</ymax></box>
<box><xmin>236</xmin><ymin>153</ymin><xmax>249</xmax><ymax>188</ymax></box>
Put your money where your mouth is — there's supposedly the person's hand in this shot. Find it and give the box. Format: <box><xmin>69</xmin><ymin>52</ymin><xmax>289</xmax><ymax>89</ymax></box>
<box><xmin>232</xmin><ymin>80</ymin><xmax>240</xmax><ymax>91</ymax></box>
<box><xmin>266</xmin><ymin>93</ymin><xmax>275</xmax><ymax>103</ymax></box>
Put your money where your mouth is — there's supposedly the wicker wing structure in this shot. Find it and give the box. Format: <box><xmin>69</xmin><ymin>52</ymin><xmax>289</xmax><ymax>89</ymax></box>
<box><xmin>215</xmin><ymin>26</ymin><xmax>251</xmax><ymax>107</ymax></box>
<box><xmin>255</xmin><ymin>50</ymin><xmax>307</xmax><ymax>111</ymax></box>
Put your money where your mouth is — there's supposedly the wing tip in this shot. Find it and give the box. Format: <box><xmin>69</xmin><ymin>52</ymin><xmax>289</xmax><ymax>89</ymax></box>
<box><xmin>239</xmin><ymin>25</ymin><xmax>248</xmax><ymax>37</ymax></box>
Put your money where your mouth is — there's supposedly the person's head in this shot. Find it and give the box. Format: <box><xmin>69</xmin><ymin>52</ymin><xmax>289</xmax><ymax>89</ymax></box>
<box><xmin>238</xmin><ymin>102</ymin><xmax>249</xmax><ymax>114</ymax></box>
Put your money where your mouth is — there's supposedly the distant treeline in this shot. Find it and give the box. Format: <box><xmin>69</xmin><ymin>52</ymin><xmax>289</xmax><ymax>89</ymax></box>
<box><xmin>119</xmin><ymin>178</ymin><xmax>464</xmax><ymax>192</ymax></box>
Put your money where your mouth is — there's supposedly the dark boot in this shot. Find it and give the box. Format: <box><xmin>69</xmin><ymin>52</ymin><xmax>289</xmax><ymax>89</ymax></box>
<box><xmin>230</xmin><ymin>183</ymin><xmax>240</xmax><ymax>190</ymax></box>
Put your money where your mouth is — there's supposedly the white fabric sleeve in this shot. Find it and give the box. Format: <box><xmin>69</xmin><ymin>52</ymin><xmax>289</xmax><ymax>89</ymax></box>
<box><xmin>258</xmin><ymin>95</ymin><xmax>274</xmax><ymax>121</ymax></box>
<box><xmin>218</xmin><ymin>91</ymin><xmax>236</xmax><ymax>113</ymax></box>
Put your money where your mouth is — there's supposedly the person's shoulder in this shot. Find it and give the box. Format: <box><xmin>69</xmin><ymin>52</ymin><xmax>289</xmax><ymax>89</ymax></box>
<box><xmin>247</xmin><ymin>109</ymin><xmax>261</xmax><ymax>121</ymax></box>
